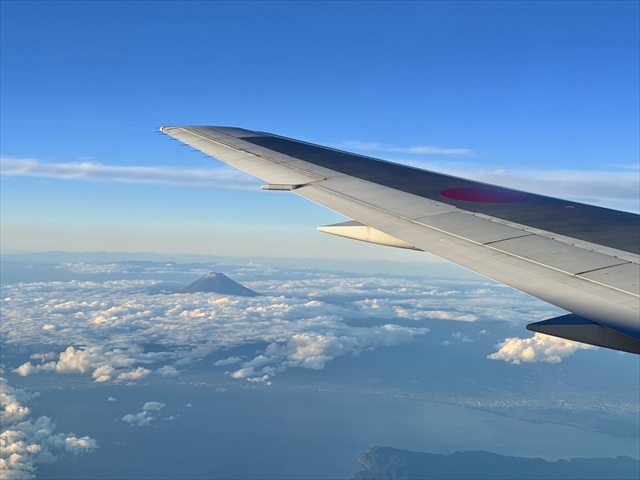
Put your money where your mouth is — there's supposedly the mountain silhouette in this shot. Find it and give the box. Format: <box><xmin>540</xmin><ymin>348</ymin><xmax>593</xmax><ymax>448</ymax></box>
<box><xmin>352</xmin><ymin>447</ymin><xmax>640</xmax><ymax>480</ymax></box>
<box><xmin>175</xmin><ymin>272</ymin><xmax>260</xmax><ymax>296</ymax></box>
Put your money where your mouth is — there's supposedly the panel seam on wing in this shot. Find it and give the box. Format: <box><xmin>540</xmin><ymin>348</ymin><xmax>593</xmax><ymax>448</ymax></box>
<box><xmin>574</xmin><ymin>263</ymin><xmax>633</xmax><ymax>276</ymax></box>
<box><xmin>470</xmin><ymin>212</ymin><xmax>639</xmax><ymax>263</ymax></box>
<box><xmin>305</xmin><ymin>183</ymin><xmax>640</xmax><ymax>298</ymax></box>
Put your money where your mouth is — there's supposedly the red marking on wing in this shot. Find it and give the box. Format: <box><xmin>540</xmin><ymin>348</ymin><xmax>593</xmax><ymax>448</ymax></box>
<box><xmin>441</xmin><ymin>188</ymin><xmax>529</xmax><ymax>203</ymax></box>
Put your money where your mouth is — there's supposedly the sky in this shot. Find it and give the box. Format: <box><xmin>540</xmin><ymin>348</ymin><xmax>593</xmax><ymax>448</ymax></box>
<box><xmin>1</xmin><ymin>1</ymin><xmax>639</xmax><ymax>257</ymax></box>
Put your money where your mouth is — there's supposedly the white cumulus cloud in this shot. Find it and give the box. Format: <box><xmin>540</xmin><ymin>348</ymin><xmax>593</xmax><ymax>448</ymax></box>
<box><xmin>228</xmin><ymin>323</ymin><xmax>428</xmax><ymax>379</ymax></box>
<box><xmin>488</xmin><ymin>333</ymin><xmax>594</xmax><ymax>364</ymax></box>
<box><xmin>121</xmin><ymin>411</ymin><xmax>154</xmax><ymax>428</ymax></box>
<box><xmin>0</xmin><ymin>372</ymin><xmax>97</xmax><ymax>479</ymax></box>
<box><xmin>92</xmin><ymin>364</ymin><xmax>115</xmax><ymax>383</ymax></box>
<box><xmin>116</xmin><ymin>367</ymin><xmax>151</xmax><ymax>381</ymax></box>
<box><xmin>13</xmin><ymin>345</ymin><xmax>162</xmax><ymax>384</ymax></box>
<box><xmin>121</xmin><ymin>402</ymin><xmax>166</xmax><ymax>427</ymax></box>
<box><xmin>142</xmin><ymin>402</ymin><xmax>165</xmax><ymax>411</ymax></box>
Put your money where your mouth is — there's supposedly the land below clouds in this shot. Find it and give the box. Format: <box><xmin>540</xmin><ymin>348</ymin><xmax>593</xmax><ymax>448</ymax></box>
<box><xmin>353</xmin><ymin>447</ymin><xmax>640</xmax><ymax>480</ymax></box>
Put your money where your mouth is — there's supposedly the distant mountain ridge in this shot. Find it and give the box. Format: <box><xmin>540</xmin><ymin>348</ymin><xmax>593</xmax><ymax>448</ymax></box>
<box><xmin>175</xmin><ymin>272</ymin><xmax>260</xmax><ymax>296</ymax></box>
<box><xmin>352</xmin><ymin>447</ymin><xmax>640</xmax><ymax>480</ymax></box>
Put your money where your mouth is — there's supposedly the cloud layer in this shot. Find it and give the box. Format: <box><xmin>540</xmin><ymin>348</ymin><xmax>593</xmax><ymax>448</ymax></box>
<box><xmin>0</xmin><ymin>157</ymin><xmax>259</xmax><ymax>190</ymax></box>
<box><xmin>2</xmin><ymin>262</ymin><xmax>586</xmax><ymax>388</ymax></box>
<box><xmin>4</xmin><ymin>152</ymin><xmax>637</xmax><ymax>212</ymax></box>
<box><xmin>5</xmin><ymin>270</ymin><xmax>473</xmax><ymax>383</ymax></box>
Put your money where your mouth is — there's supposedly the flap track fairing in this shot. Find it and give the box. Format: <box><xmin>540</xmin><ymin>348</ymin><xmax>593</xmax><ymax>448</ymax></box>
<box><xmin>318</xmin><ymin>220</ymin><xmax>421</xmax><ymax>250</ymax></box>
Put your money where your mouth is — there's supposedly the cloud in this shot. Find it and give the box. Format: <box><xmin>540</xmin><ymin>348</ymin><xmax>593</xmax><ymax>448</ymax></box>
<box><xmin>29</xmin><ymin>352</ymin><xmax>56</xmax><ymax>362</ymax></box>
<box><xmin>92</xmin><ymin>364</ymin><xmax>115</xmax><ymax>382</ymax></box>
<box><xmin>1</xmin><ymin>373</ymin><xmax>97</xmax><ymax>479</ymax></box>
<box><xmin>116</xmin><ymin>367</ymin><xmax>151</xmax><ymax>381</ymax></box>
<box><xmin>488</xmin><ymin>333</ymin><xmax>594</xmax><ymax>364</ymax></box>
<box><xmin>0</xmin><ymin>157</ymin><xmax>259</xmax><ymax>190</ymax></box>
<box><xmin>213</xmin><ymin>356</ymin><xmax>243</xmax><ymax>367</ymax></box>
<box><xmin>13</xmin><ymin>363</ymin><xmax>38</xmax><ymax>377</ymax></box>
<box><xmin>231</xmin><ymin>367</ymin><xmax>256</xmax><ymax>379</ymax></box>
<box><xmin>142</xmin><ymin>402</ymin><xmax>165</xmax><ymax>411</ymax></box>
<box><xmin>63</xmin><ymin>436</ymin><xmax>98</xmax><ymax>453</ymax></box>
<box><xmin>13</xmin><ymin>345</ymin><xmax>163</xmax><ymax>383</ymax></box>
<box><xmin>50</xmin><ymin>346</ymin><xmax>99</xmax><ymax>373</ymax></box>
<box><xmin>155</xmin><ymin>366</ymin><xmax>179</xmax><ymax>377</ymax></box>
<box><xmin>229</xmin><ymin>324</ymin><xmax>427</xmax><ymax>379</ymax></box>
<box><xmin>107</xmin><ymin>397</ymin><xmax>117</xmax><ymax>402</ymax></box>
<box><xmin>16</xmin><ymin>347</ymin><xmax>122</xmax><ymax>377</ymax></box>
<box><xmin>121</xmin><ymin>411</ymin><xmax>154</xmax><ymax>428</ymax></box>
<box><xmin>121</xmin><ymin>402</ymin><xmax>166</xmax><ymax>427</ymax></box>
<box><xmin>339</xmin><ymin>141</ymin><xmax>471</xmax><ymax>155</ymax></box>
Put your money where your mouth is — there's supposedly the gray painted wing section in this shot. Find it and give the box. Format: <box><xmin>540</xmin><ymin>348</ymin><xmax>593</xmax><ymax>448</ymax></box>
<box><xmin>485</xmin><ymin>235</ymin><xmax>628</xmax><ymax>275</ymax></box>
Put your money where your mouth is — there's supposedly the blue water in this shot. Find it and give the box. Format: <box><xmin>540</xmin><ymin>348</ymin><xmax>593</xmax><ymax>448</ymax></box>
<box><xmin>34</xmin><ymin>385</ymin><xmax>639</xmax><ymax>479</ymax></box>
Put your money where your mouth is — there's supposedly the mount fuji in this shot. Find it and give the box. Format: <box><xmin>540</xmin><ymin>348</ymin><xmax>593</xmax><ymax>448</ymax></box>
<box><xmin>175</xmin><ymin>272</ymin><xmax>260</xmax><ymax>297</ymax></box>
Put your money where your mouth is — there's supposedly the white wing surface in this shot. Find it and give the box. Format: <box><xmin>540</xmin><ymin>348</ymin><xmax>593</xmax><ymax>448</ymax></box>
<box><xmin>160</xmin><ymin>126</ymin><xmax>639</xmax><ymax>354</ymax></box>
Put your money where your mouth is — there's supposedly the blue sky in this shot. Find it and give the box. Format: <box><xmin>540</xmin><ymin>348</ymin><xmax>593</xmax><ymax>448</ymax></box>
<box><xmin>1</xmin><ymin>1</ymin><xmax>638</xmax><ymax>256</ymax></box>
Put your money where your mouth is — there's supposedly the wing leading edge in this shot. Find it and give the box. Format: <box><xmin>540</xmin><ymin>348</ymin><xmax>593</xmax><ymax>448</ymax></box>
<box><xmin>160</xmin><ymin>126</ymin><xmax>639</xmax><ymax>354</ymax></box>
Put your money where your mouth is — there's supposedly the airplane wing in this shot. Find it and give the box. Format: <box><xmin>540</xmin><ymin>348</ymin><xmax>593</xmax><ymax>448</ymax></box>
<box><xmin>160</xmin><ymin>126</ymin><xmax>639</xmax><ymax>354</ymax></box>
